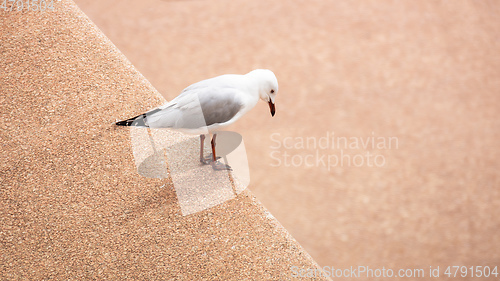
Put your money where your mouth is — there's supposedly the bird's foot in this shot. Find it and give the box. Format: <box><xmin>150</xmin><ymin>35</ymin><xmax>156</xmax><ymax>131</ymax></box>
<box><xmin>211</xmin><ymin>161</ymin><xmax>232</xmax><ymax>171</ymax></box>
<box><xmin>200</xmin><ymin>154</ymin><xmax>221</xmax><ymax>165</ymax></box>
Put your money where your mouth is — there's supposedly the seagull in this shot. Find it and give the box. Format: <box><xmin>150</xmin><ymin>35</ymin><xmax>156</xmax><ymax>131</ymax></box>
<box><xmin>116</xmin><ymin>69</ymin><xmax>278</xmax><ymax>170</ymax></box>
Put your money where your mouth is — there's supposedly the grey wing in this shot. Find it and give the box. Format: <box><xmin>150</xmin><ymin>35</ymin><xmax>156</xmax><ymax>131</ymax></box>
<box><xmin>198</xmin><ymin>87</ymin><xmax>243</xmax><ymax>126</ymax></box>
<box><xmin>144</xmin><ymin>87</ymin><xmax>243</xmax><ymax>129</ymax></box>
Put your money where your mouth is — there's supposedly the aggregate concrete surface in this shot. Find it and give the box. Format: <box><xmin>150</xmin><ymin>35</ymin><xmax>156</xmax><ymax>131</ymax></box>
<box><xmin>0</xmin><ymin>1</ymin><xmax>328</xmax><ymax>280</ymax></box>
<box><xmin>72</xmin><ymin>0</ymin><xmax>500</xmax><ymax>279</ymax></box>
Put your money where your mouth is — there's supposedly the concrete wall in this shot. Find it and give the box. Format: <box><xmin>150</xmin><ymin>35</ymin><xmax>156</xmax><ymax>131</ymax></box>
<box><xmin>0</xmin><ymin>1</ymin><xmax>327</xmax><ymax>279</ymax></box>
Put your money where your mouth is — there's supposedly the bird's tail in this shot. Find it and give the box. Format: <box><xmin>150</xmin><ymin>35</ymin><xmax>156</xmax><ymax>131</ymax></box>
<box><xmin>115</xmin><ymin>113</ymin><xmax>149</xmax><ymax>127</ymax></box>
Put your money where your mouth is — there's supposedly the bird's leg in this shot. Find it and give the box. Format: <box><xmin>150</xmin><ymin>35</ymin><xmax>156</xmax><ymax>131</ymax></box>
<box><xmin>210</xmin><ymin>133</ymin><xmax>232</xmax><ymax>171</ymax></box>
<box><xmin>199</xmin><ymin>134</ymin><xmax>207</xmax><ymax>164</ymax></box>
<box><xmin>211</xmin><ymin>134</ymin><xmax>217</xmax><ymax>162</ymax></box>
<box><xmin>200</xmin><ymin>134</ymin><xmax>220</xmax><ymax>164</ymax></box>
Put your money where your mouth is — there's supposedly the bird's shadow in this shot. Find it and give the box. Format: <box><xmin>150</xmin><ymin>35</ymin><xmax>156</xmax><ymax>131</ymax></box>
<box><xmin>131</xmin><ymin>129</ymin><xmax>249</xmax><ymax>216</ymax></box>
<box><xmin>136</xmin><ymin>131</ymin><xmax>242</xmax><ymax>178</ymax></box>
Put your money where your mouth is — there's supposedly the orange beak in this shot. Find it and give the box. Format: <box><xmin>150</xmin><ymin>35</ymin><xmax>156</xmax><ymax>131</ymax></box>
<box><xmin>268</xmin><ymin>101</ymin><xmax>275</xmax><ymax>117</ymax></box>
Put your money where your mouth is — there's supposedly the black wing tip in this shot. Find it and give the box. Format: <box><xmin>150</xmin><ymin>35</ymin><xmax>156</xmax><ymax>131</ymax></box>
<box><xmin>115</xmin><ymin>113</ymin><xmax>148</xmax><ymax>127</ymax></box>
<box><xmin>115</xmin><ymin>119</ymin><xmax>133</xmax><ymax>126</ymax></box>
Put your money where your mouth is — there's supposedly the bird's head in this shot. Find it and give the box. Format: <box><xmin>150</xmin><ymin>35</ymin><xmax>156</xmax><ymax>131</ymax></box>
<box><xmin>248</xmin><ymin>69</ymin><xmax>278</xmax><ymax>117</ymax></box>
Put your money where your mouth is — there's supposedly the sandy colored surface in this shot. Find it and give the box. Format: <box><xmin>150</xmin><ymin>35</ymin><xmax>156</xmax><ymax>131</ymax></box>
<box><xmin>72</xmin><ymin>0</ymin><xmax>500</xmax><ymax>279</ymax></box>
<box><xmin>0</xmin><ymin>1</ymin><xmax>327</xmax><ymax>280</ymax></box>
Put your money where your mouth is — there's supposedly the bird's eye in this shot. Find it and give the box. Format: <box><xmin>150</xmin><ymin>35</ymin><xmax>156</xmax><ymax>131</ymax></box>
<box><xmin>270</xmin><ymin>89</ymin><xmax>275</xmax><ymax>94</ymax></box>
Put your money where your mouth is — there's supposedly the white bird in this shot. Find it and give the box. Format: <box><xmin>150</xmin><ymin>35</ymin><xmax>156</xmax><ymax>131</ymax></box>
<box><xmin>116</xmin><ymin>69</ymin><xmax>278</xmax><ymax>170</ymax></box>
